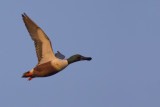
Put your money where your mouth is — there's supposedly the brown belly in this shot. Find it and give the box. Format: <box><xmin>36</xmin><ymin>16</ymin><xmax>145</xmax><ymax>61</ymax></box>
<box><xmin>33</xmin><ymin>61</ymin><xmax>61</xmax><ymax>77</ymax></box>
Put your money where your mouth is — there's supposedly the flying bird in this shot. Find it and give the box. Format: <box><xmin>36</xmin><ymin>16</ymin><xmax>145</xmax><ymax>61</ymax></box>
<box><xmin>21</xmin><ymin>13</ymin><xmax>92</xmax><ymax>81</ymax></box>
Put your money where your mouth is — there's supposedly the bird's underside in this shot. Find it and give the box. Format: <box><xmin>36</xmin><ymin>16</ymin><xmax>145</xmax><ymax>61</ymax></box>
<box><xmin>21</xmin><ymin>13</ymin><xmax>92</xmax><ymax>81</ymax></box>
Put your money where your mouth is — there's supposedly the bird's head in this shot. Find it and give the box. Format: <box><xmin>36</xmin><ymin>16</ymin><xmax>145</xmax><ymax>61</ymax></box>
<box><xmin>67</xmin><ymin>54</ymin><xmax>92</xmax><ymax>64</ymax></box>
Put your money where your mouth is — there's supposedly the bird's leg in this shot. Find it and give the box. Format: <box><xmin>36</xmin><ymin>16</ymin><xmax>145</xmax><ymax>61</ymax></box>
<box><xmin>28</xmin><ymin>77</ymin><xmax>33</xmax><ymax>81</ymax></box>
<box><xmin>25</xmin><ymin>72</ymin><xmax>33</xmax><ymax>76</ymax></box>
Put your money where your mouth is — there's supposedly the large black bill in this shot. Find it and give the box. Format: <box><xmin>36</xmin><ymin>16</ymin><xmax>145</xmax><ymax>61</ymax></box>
<box><xmin>81</xmin><ymin>56</ymin><xmax>92</xmax><ymax>61</ymax></box>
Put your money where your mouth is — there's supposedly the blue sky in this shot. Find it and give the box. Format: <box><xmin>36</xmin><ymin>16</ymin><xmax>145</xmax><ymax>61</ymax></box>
<box><xmin>0</xmin><ymin>0</ymin><xmax>160</xmax><ymax>107</ymax></box>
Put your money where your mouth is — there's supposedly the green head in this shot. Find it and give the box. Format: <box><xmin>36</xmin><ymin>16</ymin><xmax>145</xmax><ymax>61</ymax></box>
<box><xmin>67</xmin><ymin>54</ymin><xmax>92</xmax><ymax>64</ymax></box>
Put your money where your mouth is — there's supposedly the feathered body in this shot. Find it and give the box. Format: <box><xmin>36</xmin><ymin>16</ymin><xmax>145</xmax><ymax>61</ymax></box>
<box><xmin>32</xmin><ymin>59</ymin><xmax>68</xmax><ymax>77</ymax></box>
<box><xmin>21</xmin><ymin>13</ymin><xmax>92</xmax><ymax>81</ymax></box>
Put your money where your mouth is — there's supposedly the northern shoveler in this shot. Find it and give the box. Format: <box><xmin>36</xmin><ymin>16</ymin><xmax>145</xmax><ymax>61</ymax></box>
<box><xmin>21</xmin><ymin>13</ymin><xmax>92</xmax><ymax>81</ymax></box>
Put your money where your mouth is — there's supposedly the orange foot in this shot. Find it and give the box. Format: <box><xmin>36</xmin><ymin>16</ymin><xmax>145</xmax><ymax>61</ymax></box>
<box><xmin>28</xmin><ymin>77</ymin><xmax>33</xmax><ymax>81</ymax></box>
<box><xmin>26</xmin><ymin>73</ymin><xmax>33</xmax><ymax>76</ymax></box>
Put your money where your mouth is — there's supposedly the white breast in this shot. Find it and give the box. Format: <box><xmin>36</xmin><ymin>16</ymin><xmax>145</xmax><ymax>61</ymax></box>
<box><xmin>51</xmin><ymin>58</ymin><xmax>68</xmax><ymax>71</ymax></box>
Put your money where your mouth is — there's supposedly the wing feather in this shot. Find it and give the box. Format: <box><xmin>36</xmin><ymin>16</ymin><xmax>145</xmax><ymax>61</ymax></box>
<box><xmin>55</xmin><ymin>51</ymin><xmax>65</xmax><ymax>59</ymax></box>
<box><xmin>22</xmin><ymin>13</ymin><xmax>56</xmax><ymax>65</ymax></box>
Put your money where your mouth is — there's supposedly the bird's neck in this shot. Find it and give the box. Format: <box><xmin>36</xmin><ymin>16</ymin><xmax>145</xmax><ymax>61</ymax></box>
<box><xmin>67</xmin><ymin>56</ymin><xmax>79</xmax><ymax>64</ymax></box>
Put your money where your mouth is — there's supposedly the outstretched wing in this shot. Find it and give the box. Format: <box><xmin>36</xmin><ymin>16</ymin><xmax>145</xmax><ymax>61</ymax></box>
<box><xmin>22</xmin><ymin>13</ymin><xmax>56</xmax><ymax>65</ymax></box>
<box><xmin>55</xmin><ymin>51</ymin><xmax>65</xmax><ymax>59</ymax></box>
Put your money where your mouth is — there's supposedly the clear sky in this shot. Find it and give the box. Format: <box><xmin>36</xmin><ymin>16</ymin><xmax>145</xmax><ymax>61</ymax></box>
<box><xmin>0</xmin><ymin>0</ymin><xmax>160</xmax><ymax>107</ymax></box>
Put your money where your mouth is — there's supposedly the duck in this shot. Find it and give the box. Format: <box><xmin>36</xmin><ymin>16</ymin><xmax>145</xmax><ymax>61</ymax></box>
<box><xmin>21</xmin><ymin>13</ymin><xmax>92</xmax><ymax>81</ymax></box>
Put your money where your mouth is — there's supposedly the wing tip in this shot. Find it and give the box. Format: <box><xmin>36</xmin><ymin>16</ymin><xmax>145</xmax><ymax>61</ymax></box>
<box><xmin>22</xmin><ymin>14</ymin><xmax>24</xmax><ymax>17</ymax></box>
<box><xmin>22</xmin><ymin>12</ymin><xmax>27</xmax><ymax>18</ymax></box>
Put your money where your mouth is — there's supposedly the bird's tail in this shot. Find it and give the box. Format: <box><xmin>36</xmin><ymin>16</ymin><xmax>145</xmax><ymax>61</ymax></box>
<box><xmin>22</xmin><ymin>71</ymin><xmax>33</xmax><ymax>78</ymax></box>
